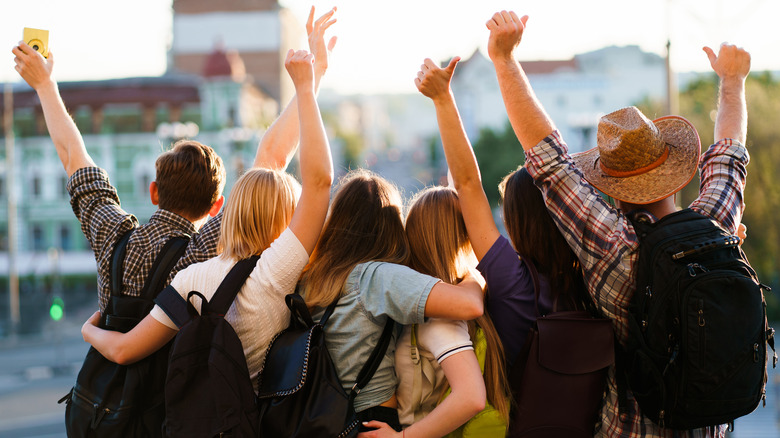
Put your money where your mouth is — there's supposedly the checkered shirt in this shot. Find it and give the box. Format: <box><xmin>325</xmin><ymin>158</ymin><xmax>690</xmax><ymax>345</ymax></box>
<box><xmin>67</xmin><ymin>167</ymin><xmax>222</xmax><ymax>311</ymax></box>
<box><xmin>524</xmin><ymin>130</ymin><xmax>748</xmax><ymax>438</ymax></box>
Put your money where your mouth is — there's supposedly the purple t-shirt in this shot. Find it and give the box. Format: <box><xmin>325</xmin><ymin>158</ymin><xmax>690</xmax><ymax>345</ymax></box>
<box><xmin>476</xmin><ymin>235</ymin><xmax>553</xmax><ymax>368</ymax></box>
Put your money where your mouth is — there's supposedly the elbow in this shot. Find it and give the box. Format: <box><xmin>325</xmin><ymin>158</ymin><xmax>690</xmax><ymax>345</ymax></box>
<box><xmin>107</xmin><ymin>346</ymin><xmax>139</xmax><ymax>366</ymax></box>
<box><xmin>463</xmin><ymin>298</ymin><xmax>484</xmax><ymax>321</ymax></box>
<box><xmin>469</xmin><ymin>395</ymin><xmax>486</xmax><ymax>416</ymax></box>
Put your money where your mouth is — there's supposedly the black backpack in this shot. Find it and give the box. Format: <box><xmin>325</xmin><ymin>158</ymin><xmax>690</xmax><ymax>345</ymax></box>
<box><xmin>60</xmin><ymin>230</ymin><xmax>190</xmax><ymax>437</ymax></box>
<box><xmin>257</xmin><ymin>293</ymin><xmax>394</xmax><ymax>438</ymax></box>
<box><xmin>154</xmin><ymin>256</ymin><xmax>260</xmax><ymax>438</ymax></box>
<box><xmin>619</xmin><ymin>208</ymin><xmax>776</xmax><ymax>429</ymax></box>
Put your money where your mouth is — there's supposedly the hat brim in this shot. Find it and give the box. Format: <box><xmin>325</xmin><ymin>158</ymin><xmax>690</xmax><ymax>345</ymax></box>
<box><xmin>572</xmin><ymin>115</ymin><xmax>701</xmax><ymax>204</ymax></box>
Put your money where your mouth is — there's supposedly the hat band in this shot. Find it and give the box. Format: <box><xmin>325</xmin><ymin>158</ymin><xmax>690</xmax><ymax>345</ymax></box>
<box><xmin>599</xmin><ymin>145</ymin><xmax>670</xmax><ymax>178</ymax></box>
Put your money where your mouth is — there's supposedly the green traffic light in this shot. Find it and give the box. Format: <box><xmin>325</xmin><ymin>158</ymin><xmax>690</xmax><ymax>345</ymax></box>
<box><xmin>50</xmin><ymin>297</ymin><xmax>64</xmax><ymax>321</ymax></box>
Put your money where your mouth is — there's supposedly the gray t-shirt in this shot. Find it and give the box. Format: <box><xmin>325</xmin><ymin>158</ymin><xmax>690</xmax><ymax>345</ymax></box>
<box><xmin>309</xmin><ymin>261</ymin><xmax>439</xmax><ymax>412</ymax></box>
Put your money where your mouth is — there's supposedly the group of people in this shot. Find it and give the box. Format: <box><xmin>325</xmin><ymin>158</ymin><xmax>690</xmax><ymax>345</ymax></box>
<box><xmin>12</xmin><ymin>5</ymin><xmax>751</xmax><ymax>438</ymax></box>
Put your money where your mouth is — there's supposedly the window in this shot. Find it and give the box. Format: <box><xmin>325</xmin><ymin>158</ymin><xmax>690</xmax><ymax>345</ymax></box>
<box><xmin>31</xmin><ymin>225</ymin><xmax>44</xmax><ymax>251</ymax></box>
<box><xmin>31</xmin><ymin>175</ymin><xmax>41</xmax><ymax>198</ymax></box>
<box><xmin>59</xmin><ymin>225</ymin><xmax>72</xmax><ymax>251</ymax></box>
<box><xmin>60</xmin><ymin>176</ymin><xmax>69</xmax><ymax>198</ymax></box>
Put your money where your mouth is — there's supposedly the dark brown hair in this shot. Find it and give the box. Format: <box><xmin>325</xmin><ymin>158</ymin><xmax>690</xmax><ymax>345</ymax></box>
<box><xmin>155</xmin><ymin>140</ymin><xmax>226</xmax><ymax>219</ymax></box>
<box><xmin>499</xmin><ymin>167</ymin><xmax>586</xmax><ymax>310</ymax></box>
<box><xmin>300</xmin><ymin>169</ymin><xmax>410</xmax><ymax>308</ymax></box>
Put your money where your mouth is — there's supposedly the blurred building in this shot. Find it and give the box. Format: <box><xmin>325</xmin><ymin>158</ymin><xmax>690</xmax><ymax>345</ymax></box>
<box><xmin>0</xmin><ymin>0</ymin><xmax>299</xmax><ymax>332</ymax></box>
<box><xmin>452</xmin><ymin>45</ymin><xmax>667</xmax><ymax>153</ymax></box>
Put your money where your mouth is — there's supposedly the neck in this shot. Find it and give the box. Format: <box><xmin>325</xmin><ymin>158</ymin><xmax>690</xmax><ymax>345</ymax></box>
<box><xmin>618</xmin><ymin>196</ymin><xmax>678</xmax><ymax>219</ymax></box>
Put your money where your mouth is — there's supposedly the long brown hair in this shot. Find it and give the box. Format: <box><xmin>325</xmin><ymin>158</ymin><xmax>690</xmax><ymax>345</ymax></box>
<box><xmin>300</xmin><ymin>169</ymin><xmax>410</xmax><ymax>309</ymax></box>
<box><xmin>499</xmin><ymin>167</ymin><xmax>586</xmax><ymax>310</ymax></box>
<box><xmin>405</xmin><ymin>186</ymin><xmax>511</xmax><ymax>421</ymax></box>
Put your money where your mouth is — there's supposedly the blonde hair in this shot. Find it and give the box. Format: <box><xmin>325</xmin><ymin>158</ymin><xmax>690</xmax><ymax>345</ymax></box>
<box><xmin>405</xmin><ymin>186</ymin><xmax>511</xmax><ymax>422</ymax></box>
<box><xmin>300</xmin><ymin>169</ymin><xmax>410</xmax><ymax>309</ymax></box>
<box><xmin>217</xmin><ymin>168</ymin><xmax>300</xmax><ymax>260</ymax></box>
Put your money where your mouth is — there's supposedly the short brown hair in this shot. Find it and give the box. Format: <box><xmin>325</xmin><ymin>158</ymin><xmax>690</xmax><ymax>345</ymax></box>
<box><xmin>155</xmin><ymin>140</ymin><xmax>226</xmax><ymax>219</ymax></box>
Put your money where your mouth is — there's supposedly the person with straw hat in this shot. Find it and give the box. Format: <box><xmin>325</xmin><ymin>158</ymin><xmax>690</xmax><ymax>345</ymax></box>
<box><xmin>485</xmin><ymin>9</ymin><xmax>750</xmax><ymax>438</ymax></box>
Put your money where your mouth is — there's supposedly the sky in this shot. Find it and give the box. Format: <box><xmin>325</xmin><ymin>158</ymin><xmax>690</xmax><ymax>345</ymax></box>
<box><xmin>1</xmin><ymin>0</ymin><xmax>778</xmax><ymax>95</ymax></box>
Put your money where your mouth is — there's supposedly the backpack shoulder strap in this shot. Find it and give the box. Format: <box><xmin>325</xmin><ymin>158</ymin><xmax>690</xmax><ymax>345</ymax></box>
<box><xmin>155</xmin><ymin>255</ymin><xmax>260</xmax><ymax>327</ymax></box>
<box><xmin>139</xmin><ymin>235</ymin><xmax>191</xmax><ymax>299</ymax></box>
<box><xmin>349</xmin><ymin>316</ymin><xmax>395</xmax><ymax>401</ymax></box>
<box><xmin>110</xmin><ymin>228</ymin><xmax>135</xmax><ymax>297</ymax></box>
<box><xmin>206</xmin><ymin>255</ymin><xmax>261</xmax><ymax>315</ymax></box>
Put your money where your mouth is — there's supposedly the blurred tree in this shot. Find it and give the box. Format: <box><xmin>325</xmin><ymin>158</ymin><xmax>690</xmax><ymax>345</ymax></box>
<box><xmin>472</xmin><ymin>122</ymin><xmax>525</xmax><ymax>207</ymax></box>
<box><xmin>637</xmin><ymin>71</ymin><xmax>780</xmax><ymax>318</ymax></box>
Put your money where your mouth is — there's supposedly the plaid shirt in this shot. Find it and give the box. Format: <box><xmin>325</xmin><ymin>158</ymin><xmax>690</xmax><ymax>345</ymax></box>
<box><xmin>524</xmin><ymin>131</ymin><xmax>748</xmax><ymax>438</ymax></box>
<box><xmin>68</xmin><ymin>167</ymin><xmax>223</xmax><ymax>311</ymax></box>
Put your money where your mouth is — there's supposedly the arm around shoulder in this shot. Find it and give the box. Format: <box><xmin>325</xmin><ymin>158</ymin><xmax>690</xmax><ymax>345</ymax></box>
<box><xmin>81</xmin><ymin>311</ymin><xmax>177</xmax><ymax>365</ymax></box>
<box><xmin>424</xmin><ymin>271</ymin><xmax>484</xmax><ymax>320</ymax></box>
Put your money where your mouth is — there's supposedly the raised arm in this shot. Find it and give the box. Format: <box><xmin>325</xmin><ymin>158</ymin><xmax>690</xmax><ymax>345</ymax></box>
<box><xmin>486</xmin><ymin>11</ymin><xmax>555</xmax><ymax>151</ymax></box>
<box><xmin>415</xmin><ymin>57</ymin><xmax>500</xmax><ymax>259</ymax></box>
<box><xmin>703</xmin><ymin>43</ymin><xmax>750</xmax><ymax>144</ymax></box>
<box><xmin>284</xmin><ymin>49</ymin><xmax>334</xmax><ymax>254</ymax></box>
<box><xmin>12</xmin><ymin>43</ymin><xmax>95</xmax><ymax>176</ymax></box>
<box><xmin>81</xmin><ymin>311</ymin><xmax>176</xmax><ymax>365</ymax></box>
<box><xmin>254</xmin><ymin>6</ymin><xmax>337</xmax><ymax>170</ymax></box>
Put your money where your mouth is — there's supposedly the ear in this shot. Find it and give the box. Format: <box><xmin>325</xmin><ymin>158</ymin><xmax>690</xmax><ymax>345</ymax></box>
<box><xmin>208</xmin><ymin>196</ymin><xmax>224</xmax><ymax>217</ymax></box>
<box><xmin>149</xmin><ymin>181</ymin><xmax>159</xmax><ymax>206</ymax></box>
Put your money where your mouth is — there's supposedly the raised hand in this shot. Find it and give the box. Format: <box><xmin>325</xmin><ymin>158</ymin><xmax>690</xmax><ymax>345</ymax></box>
<box><xmin>486</xmin><ymin>10</ymin><xmax>528</xmax><ymax>62</ymax></box>
<box><xmin>307</xmin><ymin>6</ymin><xmax>338</xmax><ymax>78</ymax></box>
<box><xmin>12</xmin><ymin>41</ymin><xmax>55</xmax><ymax>90</ymax></box>
<box><xmin>285</xmin><ymin>49</ymin><xmax>315</xmax><ymax>92</ymax></box>
<box><xmin>703</xmin><ymin>43</ymin><xmax>751</xmax><ymax>81</ymax></box>
<box><xmin>415</xmin><ymin>57</ymin><xmax>460</xmax><ymax>102</ymax></box>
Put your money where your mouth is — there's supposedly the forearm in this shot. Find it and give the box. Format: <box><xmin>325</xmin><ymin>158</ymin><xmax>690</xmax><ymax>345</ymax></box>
<box><xmin>433</xmin><ymin>95</ymin><xmax>482</xmax><ymax>191</ymax></box>
<box><xmin>403</xmin><ymin>353</ymin><xmax>485</xmax><ymax>438</ymax></box>
<box><xmin>493</xmin><ymin>57</ymin><xmax>556</xmax><ymax>151</ymax></box>
<box><xmin>296</xmin><ymin>88</ymin><xmax>333</xmax><ymax>191</ymax></box>
<box><xmin>82</xmin><ymin>324</ymin><xmax>140</xmax><ymax>365</ymax></box>
<box><xmin>253</xmin><ymin>73</ymin><xmax>325</xmax><ymax>170</ymax></box>
<box><xmin>432</xmin><ymin>95</ymin><xmax>500</xmax><ymax>259</ymax></box>
<box><xmin>36</xmin><ymin>81</ymin><xmax>94</xmax><ymax>176</ymax></box>
<box><xmin>714</xmin><ymin>77</ymin><xmax>747</xmax><ymax>144</ymax></box>
<box><xmin>425</xmin><ymin>280</ymin><xmax>484</xmax><ymax>320</ymax></box>
<box><xmin>81</xmin><ymin>313</ymin><xmax>177</xmax><ymax>365</ymax></box>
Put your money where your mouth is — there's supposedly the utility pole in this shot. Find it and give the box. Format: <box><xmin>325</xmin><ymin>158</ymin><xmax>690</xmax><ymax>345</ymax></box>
<box><xmin>4</xmin><ymin>82</ymin><xmax>20</xmax><ymax>336</ymax></box>
<box><xmin>665</xmin><ymin>39</ymin><xmax>679</xmax><ymax>117</ymax></box>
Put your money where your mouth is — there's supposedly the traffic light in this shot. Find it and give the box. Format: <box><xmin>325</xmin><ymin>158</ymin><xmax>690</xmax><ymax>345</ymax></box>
<box><xmin>50</xmin><ymin>296</ymin><xmax>64</xmax><ymax>321</ymax></box>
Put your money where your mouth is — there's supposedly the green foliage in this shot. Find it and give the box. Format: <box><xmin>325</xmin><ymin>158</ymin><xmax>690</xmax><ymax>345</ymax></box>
<box><xmin>472</xmin><ymin>122</ymin><xmax>525</xmax><ymax>206</ymax></box>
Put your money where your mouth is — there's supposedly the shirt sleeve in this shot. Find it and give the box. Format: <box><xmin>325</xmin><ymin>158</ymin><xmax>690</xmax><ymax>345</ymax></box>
<box><xmin>150</xmin><ymin>304</ymin><xmax>178</xmax><ymax>330</ymax></box>
<box><xmin>67</xmin><ymin>167</ymin><xmax>138</xmax><ymax>261</ymax></box>
<box><xmin>417</xmin><ymin>318</ymin><xmax>473</xmax><ymax>363</ymax></box>
<box><xmin>477</xmin><ymin>236</ymin><xmax>543</xmax><ymax>366</ymax></box>
<box><xmin>356</xmin><ymin>262</ymin><xmax>440</xmax><ymax>325</ymax></box>
<box><xmin>255</xmin><ymin>227</ymin><xmax>310</xmax><ymax>296</ymax></box>
<box><xmin>689</xmin><ymin>139</ymin><xmax>749</xmax><ymax>234</ymax></box>
<box><xmin>149</xmin><ymin>261</ymin><xmax>201</xmax><ymax>330</ymax></box>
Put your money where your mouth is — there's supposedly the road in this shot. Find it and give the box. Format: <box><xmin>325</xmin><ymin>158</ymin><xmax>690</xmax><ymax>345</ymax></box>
<box><xmin>0</xmin><ymin>319</ymin><xmax>778</xmax><ymax>437</ymax></box>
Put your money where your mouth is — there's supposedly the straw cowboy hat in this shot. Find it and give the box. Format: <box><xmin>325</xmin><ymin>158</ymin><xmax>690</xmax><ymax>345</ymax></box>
<box><xmin>572</xmin><ymin>106</ymin><xmax>701</xmax><ymax>204</ymax></box>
